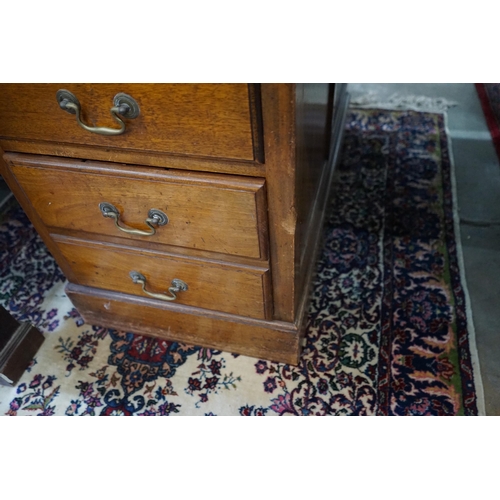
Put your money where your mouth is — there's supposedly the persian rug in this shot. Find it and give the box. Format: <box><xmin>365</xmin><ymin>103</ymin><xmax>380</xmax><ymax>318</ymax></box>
<box><xmin>0</xmin><ymin>108</ymin><xmax>484</xmax><ymax>416</ymax></box>
<box><xmin>475</xmin><ymin>83</ymin><xmax>500</xmax><ymax>162</ymax></box>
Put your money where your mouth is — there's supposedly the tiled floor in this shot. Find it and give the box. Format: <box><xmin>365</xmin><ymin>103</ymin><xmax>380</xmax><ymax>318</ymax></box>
<box><xmin>349</xmin><ymin>83</ymin><xmax>500</xmax><ymax>415</ymax></box>
<box><xmin>1</xmin><ymin>84</ymin><xmax>498</xmax><ymax>414</ymax></box>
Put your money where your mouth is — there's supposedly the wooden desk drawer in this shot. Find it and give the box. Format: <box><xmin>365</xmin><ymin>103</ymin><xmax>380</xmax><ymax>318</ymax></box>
<box><xmin>54</xmin><ymin>237</ymin><xmax>271</xmax><ymax>320</ymax></box>
<box><xmin>0</xmin><ymin>84</ymin><xmax>258</xmax><ymax>161</ymax></box>
<box><xmin>5</xmin><ymin>154</ymin><xmax>268</xmax><ymax>259</ymax></box>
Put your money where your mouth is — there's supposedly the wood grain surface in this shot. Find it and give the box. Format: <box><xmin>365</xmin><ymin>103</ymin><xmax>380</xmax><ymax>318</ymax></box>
<box><xmin>0</xmin><ymin>84</ymin><xmax>257</xmax><ymax>161</ymax></box>
<box><xmin>67</xmin><ymin>283</ymin><xmax>300</xmax><ymax>364</ymax></box>
<box><xmin>5</xmin><ymin>153</ymin><xmax>268</xmax><ymax>259</ymax></box>
<box><xmin>55</xmin><ymin>236</ymin><xmax>271</xmax><ymax>320</ymax></box>
<box><xmin>261</xmin><ymin>84</ymin><xmax>297</xmax><ymax>322</ymax></box>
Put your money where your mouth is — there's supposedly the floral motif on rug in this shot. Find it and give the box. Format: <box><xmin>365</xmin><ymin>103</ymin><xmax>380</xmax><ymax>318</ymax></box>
<box><xmin>0</xmin><ymin>109</ymin><xmax>481</xmax><ymax>415</ymax></box>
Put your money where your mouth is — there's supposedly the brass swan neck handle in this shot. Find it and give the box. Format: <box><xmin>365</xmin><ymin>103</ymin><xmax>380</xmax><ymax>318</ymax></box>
<box><xmin>56</xmin><ymin>89</ymin><xmax>140</xmax><ymax>136</ymax></box>
<box><xmin>99</xmin><ymin>202</ymin><xmax>168</xmax><ymax>237</ymax></box>
<box><xmin>129</xmin><ymin>271</ymin><xmax>188</xmax><ymax>302</ymax></box>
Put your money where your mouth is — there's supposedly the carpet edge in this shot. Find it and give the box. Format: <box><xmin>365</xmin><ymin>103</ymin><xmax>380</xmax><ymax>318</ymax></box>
<box><xmin>444</xmin><ymin>112</ymin><xmax>487</xmax><ymax>416</ymax></box>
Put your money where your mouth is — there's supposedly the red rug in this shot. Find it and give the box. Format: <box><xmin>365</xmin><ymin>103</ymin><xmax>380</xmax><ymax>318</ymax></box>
<box><xmin>475</xmin><ymin>83</ymin><xmax>500</xmax><ymax>162</ymax></box>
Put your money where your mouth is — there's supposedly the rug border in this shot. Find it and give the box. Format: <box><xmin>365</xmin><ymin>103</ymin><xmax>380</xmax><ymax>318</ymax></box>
<box><xmin>349</xmin><ymin>103</ymin><xmax>486</xmax><ymax>415</ymax></box>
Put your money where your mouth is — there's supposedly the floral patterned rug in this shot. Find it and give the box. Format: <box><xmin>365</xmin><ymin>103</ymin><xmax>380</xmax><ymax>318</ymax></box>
<box><xmin>0</xmin><ymin>108</ymin><xmax>484</xmax><ymax>416</ymax></box>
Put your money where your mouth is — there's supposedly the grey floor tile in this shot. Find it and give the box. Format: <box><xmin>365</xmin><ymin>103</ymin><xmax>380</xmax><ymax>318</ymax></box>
<box><xmin>461</xmin><ymin>225</ymin><xmax>500</xmax><ymax>415</ymax></box>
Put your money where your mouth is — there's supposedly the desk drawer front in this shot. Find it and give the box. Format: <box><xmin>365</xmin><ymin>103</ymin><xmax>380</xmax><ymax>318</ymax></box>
<box><xmin>55</xmin><ymin>238</ymin><xmax>271</xmax><ymax>320</ymax></box>
<box><xmin>0</xmin><ymin>84</ymin><xmax>258</xmax><ymax>161</ymax></box>
<box><xmin>6</xmin><ymin>154</ymin><xmax>268</xmax><ymax>259</ymax></box>
<box><xmin>66</xmin><ymin>283</ymin><xmax>299</xmax><ymax>364</ymax></box>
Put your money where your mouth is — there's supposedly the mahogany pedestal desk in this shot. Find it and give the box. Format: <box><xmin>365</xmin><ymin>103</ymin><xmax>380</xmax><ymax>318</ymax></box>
<box><xmin>0</xmin><ymin>84</ymin><xmax>349</xmax><ymax>364</ymax></box>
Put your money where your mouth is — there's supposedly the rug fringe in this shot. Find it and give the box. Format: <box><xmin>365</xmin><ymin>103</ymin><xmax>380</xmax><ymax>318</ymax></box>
<box><xmin>350</xmin><ymin>92</ymin><xmax>459</xmax><ymax>113</ymax></box>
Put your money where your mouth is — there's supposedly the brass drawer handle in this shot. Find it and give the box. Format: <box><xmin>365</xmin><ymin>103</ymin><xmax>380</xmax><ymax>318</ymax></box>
<box><xmin>129</xmin><ymin>271</ymin><xmax>188</xmax><ymax>302</ymax></box>
<box><xmin>56</xmin><ymin>89</ymin><xmax>140</xmax><ymax>136</ymax></box>
<box><xmin>99</xmin><ymin>202</ymin><xmax>168</xmax><ymax>236</ymax></box>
